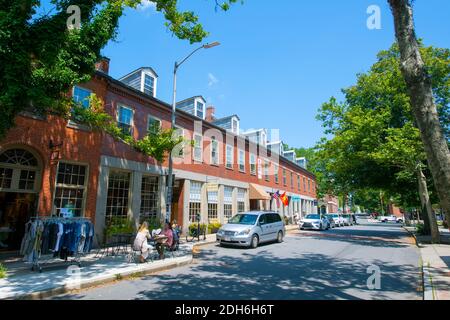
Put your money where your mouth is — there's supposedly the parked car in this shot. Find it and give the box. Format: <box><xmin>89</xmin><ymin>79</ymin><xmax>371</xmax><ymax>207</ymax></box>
<box><xmin>216</xmin><ymin>211</ymin><xmax>285</xmax><ymax>248</ymax></box>
<box><xmin>327</xmin><ymin>213</ymin><xmax>344</xmax><ymax>227</ymax></box>
<box><xmin>342</xmin><ymin>214</ymin><xmax>353</xmax><ymax>226</ymax></box>
<box><xmin>324</xmin><ymin>214</ymin><xmax>336</xmax><ymax>228</ymax></box>
<box><xmin>380</xmin><ymin>215</ymin><xmax>403</xmax><ymax>223</ymax></box>
<box><xmin>300</xmin><ymin>214</ymin><xmax>329</xmax><ymax>231</ymax></box>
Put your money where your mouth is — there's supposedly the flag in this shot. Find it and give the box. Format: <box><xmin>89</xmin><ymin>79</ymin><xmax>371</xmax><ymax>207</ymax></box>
<box><xmin>280</xmin><ymin>192</ymin><xmax>289</xmax><ymax>207</ymax></box>
<box><xmin>272</xmin><ymin>191</ymin><xmax>281</xmax><ymax>208</ymax></box>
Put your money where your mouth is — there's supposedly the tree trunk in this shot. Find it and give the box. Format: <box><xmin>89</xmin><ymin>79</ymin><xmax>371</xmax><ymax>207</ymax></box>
<box><xmin>417</xmin><ymin>167</ymin><xmax>440</xmax><ymax>243</ymax></box>
<box><xmin>388</xmin><ymin>0</ymin><xmax>450</xmax><ymax>225</ymax></box>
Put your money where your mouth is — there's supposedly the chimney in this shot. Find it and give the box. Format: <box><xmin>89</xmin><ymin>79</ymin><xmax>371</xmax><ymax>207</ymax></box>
<box><xmin>206</xmin><ymin>106</ymin><xmax>216</xmax><ymax>122</ymax></box>
<box><xmin>95</xmin><ymin>56</ymin><xmax>110</xmax><ymax>74</ymax></box>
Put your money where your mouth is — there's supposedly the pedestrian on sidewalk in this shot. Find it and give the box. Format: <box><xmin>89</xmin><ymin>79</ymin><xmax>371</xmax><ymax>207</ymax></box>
<box><xmin>133</xmin><ymin>222</ymin><xmax>152</xmax><ymax>263</ymax></box>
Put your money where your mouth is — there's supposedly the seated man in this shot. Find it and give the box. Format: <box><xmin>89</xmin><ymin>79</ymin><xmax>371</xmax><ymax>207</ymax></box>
<box><xmin>156</xmin><ymin>222</ymin><xmax>173</xmax><ymax>259</ymax></box>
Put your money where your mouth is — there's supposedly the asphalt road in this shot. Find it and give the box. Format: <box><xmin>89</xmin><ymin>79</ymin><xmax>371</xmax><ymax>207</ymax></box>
<box><xmin>53</xmin><ymin>221</ymin><xmax>422</xmax><ymax>300</ymax></box>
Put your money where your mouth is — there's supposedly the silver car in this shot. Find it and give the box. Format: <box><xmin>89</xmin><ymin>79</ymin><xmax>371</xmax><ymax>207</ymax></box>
<box><xmin>216</xmin><ymin>211</ymin><xmax>285</xmax><ymax>248</ymax></box>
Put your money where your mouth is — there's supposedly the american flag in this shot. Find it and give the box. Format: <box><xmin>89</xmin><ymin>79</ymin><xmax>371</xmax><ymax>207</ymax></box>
<box><xmin>272</xmin><ymin>190</ymin><xmax>281</xmax><ymax>207</ymax></box>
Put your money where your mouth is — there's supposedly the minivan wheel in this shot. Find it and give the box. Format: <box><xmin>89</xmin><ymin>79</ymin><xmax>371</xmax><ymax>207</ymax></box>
<box><xmin>250</xmin><ymin>234</ymin><xmax>259</xmax><ymax>248</ymax></box>
<box><xmin>277</xmin><ymin>231</ymin><xmax>283</xmax><ymax>243</ymax></box>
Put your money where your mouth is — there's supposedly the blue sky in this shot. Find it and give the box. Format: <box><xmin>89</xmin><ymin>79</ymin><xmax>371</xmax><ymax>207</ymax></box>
<box><xmin>77</xmin><ymin>1</ymin><xmax>450</xmax><ymax>148</ymax></box>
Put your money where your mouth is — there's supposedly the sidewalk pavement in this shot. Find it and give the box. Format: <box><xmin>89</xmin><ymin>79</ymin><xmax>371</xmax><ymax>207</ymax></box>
<box><xmin>0</xmin><ymin>244</ymin><xmax>193</xmax><ymax>300</ymax></box>
<box><xmin>0</xmin><ymin>225</ymin><xmax>299</xmax><ymax>300</ymax></box>
<box><xmin>403</xmin><ymin>226</ymin><xmax>450</xmax><ymax>300</ymax></box>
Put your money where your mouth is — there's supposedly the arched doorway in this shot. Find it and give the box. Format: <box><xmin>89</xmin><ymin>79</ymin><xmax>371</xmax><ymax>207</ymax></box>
<box><xmin>0</xmin><ymin>148</ymin><xmax>42</xmax><ymax>251</ymax></box>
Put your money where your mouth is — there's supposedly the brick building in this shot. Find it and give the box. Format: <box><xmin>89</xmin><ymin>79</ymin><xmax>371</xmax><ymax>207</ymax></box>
<box><xmin>0</xmin><ymin>59</ymin><xmax>317</xmax><ymax>250</ymax></box>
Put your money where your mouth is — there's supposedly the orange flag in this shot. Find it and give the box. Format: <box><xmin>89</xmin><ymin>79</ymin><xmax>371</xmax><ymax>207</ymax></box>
<box><xmin>280</xmin><ymin>192</ymin><xmax>289</xmax><ymax>207</ymax></box>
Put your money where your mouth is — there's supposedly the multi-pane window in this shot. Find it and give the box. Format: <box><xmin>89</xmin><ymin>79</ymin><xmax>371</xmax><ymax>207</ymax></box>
<box><xmin>226</xmin><ymin>144</ymin><xmax>233</xmax><ymax>169</ymax></box>
<box><xmin>73</xmin><ymin>86</ymin><xmax>92</xmax><ymax>108</ymax></box>
<box><xmin>173</xmin><ymin>127</ymin><xmax>184</xmax><ymax>158</ymax></box>
<box><xmin>308</xmin><ymin>179</ymin><xmax>311</xmax><ymax>192</ymax></box>
<box><xmin>237</xmin><ymin>188</ymin><xmax>246</xmax><ymax>213</ymax></box>
<box><xmin>147</xmin><ymin>116</ymin><xmax>161</xmax><ymax>135</ymax></box>
<box><xmin>264</xmin><ymin>160</ymin><xmax>269</xmax><ymax>181</ymax></box>
<box><xmin>250</xmin><ymin>154</ymin><xmax>256</xmax><ymax>175</ymax></box>
<box><xmin>0</xmin><ymin>168</ymin><xmax>13</xmax><ymax>189</ymax></box>
<box><xmin>143</xmin><ymin>74</ymin><xmax>155</xmax><ymax>96</ymax></box>
<box><xmin>196</xmin><ymin>101</ymin><xmax>204</xmax><ymax>119</ymax></box>
<box><xmin>290</xmin><ymin>172</ymin><xmax>294</xmax><ymax>189</ymax></box>
<box><xmin>19</xmin><ymin>170</ymin><xmax>36</xmax><ymax>190</ymax></box>
<box><xmin>274</xmin><ymin>164</ymin><xmax>279</xmax><ymax>184</ymax></box>
<box><xmin>232</xmin><ymin>119</ymin><xmax>239</xmax><ymax>134</ymax></box>
<box><xmin>297</xmin><ymin>175</ymin><xmax>301</xmax><ymax>191</ymax></box>
<box><xmin>211</xmin><ymin>137</ymin><xmax>219</xmax><ymax>165</ymax></box>
<box><xmin>193</xmin><ymin>134</ymin><xmax>203</xmax><ymax>162</ymax></box>
<box><xmin>303</xmin><ymin>177</ymin><xmax>306</xmax><ymax>191</ymax></box>
<box><xmin>106</xmin><ymin>171</ymin><xmax>130</xmax><ymax>222</ymax></box>
<box><xmin>140</xmin><ymin>176</ymin><xmax>159</xmax><ymax>219</ymax></box>
<box><xmin>117</xmin><ymin>105</ymin><xmax>133</xmax><ymax>135</ymax></box>
<box><xmin>283</xmin><ymin>169</ymin><xmax>287</xmax><ymax>186</ymax></box>
<box><xmin>238</xmin><ymin>149</ymin><xmax>245</xmax><ymax>172</ymax></box>
<box><xmin>54</xmin><ymin>163</ymin><xmax>87</xmax><ymax>217</ymax></box>
<box><xmin>224</xmin><ymin>186</ymin><xmax>233</xmax><ymax>219</ymax></box>
<box><xmin>207</xmin><ymin>189</ymin><xmax>218</xmax><ymax>221</ymax></box>
<box><xmin>189</xmin><ymin>181</ymin><xmax>202</xmax><ymax>222</ymax></box>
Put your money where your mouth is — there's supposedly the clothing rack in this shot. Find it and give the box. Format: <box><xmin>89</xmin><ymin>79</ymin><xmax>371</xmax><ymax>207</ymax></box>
<box><xmin>25</xmin><ymin>217</ymin><xmax>92</xmax><ymax>273</ymax></box>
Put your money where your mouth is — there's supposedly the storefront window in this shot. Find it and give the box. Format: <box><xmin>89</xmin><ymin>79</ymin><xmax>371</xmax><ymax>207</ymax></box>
<box><xmin>54</xmin><ymin>163</ymin><xmax>88</xmax><ymax>217</ymax></box>
<box><xmin>106</xmin><ymin>171</ymin><xmax>130</xmax><ymax>222</ymax></box>
<box><xmin>189</xmin><ymin>181</ymin><xmax>202</xmax><ymax>222</ymax></box>
<box><xmin>140</xmin><ymin>176</ymin><xmax>159</xmax><ymax>219</ymax></box>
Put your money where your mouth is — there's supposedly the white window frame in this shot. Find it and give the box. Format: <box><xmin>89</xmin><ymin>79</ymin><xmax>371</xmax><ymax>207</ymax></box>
<box><xmin>193</xmin><ymin>133</ymin><xmax>203</xmax><ymax>162</ymax></box>
<box><xmin>117</xmin><ymin>104</ymin><xmax>134</xmax><ymax>135</ymax></box>
<box><xmin>250</xmin><ymin>153</ymin><xmax>256</xmax><ymax>176</ymax></box>
<box><xmin>173</xmin><ymin>126</ymin><xmax>185</xmax><ymax>158</ymax></box>
<box><xmin>226</xmin><ymin>144</ymin><xmax>233</xmax><ymax>169</ymax></box>
<box><xmin>53</xmin><ymin>161</ymin><xmax>89</xmax><ymax>217</ymax></box>
<box><xmin>238</xmin><ymin>149</ymin><xmax>245</xmax><ymax>172</ymax></box>
<box><xmin>210</xmin><ymin>137</ymin><xmax>219</xmax><ymax>166</ymax></box>
<box><xmin>196</xmin><ymin>100</ymin><xmax>205</xmax><ymax>119</ymax></box>
<box><xmin>147</xmin><ymin>115</ymin><xmax>162</xmax><ymax>134</ymax></box>
<box><xmin>72</xmin><ymin>86</ymin><xmax>92</xmax><ymax>109</ymax></box>
<box><xmin>274</xmin><ymin>164</ymin><xmax>279</xmax><ymax>184</ymax></box>
<box><xmin>142</xmin><ymin>72</ymin><xmax>157</xmax><ymax>97</ymax></box>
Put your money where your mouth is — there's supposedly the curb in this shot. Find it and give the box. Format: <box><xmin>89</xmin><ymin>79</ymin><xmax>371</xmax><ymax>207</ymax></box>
<box><xmin>10</xmin><ymin>255</ymin><xmax>193</xmax><ymax>300</ymax></box>
<box><xmin>402</xmin><ymin>226</ymin><xmax>420</xmax><ymax>247</ymax></box>
<box><xmin>422</xmin><ymin>262</ymin><xmax>435</xmax><ymax>300</ymax></box>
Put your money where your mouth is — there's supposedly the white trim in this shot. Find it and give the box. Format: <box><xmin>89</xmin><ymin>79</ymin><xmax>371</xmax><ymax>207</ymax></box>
<box><xmin>147</xmin><ymin>115</ymin><xmax>162</xmax><ymax>133</ymax></box>
<box><xmin>225</xmin><ymin>144</ymin><xmax>233</xmax><ymax>169</ymax></box>
<box><xmin>193</xmin><ymin>133</ymin><xmax>203</xmax><ymax>162</ymax></box>
<box><xmin>238</xmin><ymin>149</ymin><xmax>245</xmax><ymax>172</ymax></box>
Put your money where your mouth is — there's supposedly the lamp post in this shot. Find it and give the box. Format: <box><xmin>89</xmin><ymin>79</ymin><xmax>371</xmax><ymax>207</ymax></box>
<box><xmin>165</xmin><ymin>42</ymin><xmax>221</xmax><ymax>223</ymax></box>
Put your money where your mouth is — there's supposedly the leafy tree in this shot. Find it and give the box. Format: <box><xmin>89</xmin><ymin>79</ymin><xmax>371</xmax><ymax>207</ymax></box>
<box><xmin>388</xmin><ymin>0</ymin><xmax>450</xmax><ymax>225</ymax></box>
<box><xmin>315</xmin><ymin>43</ymin><xmax>449</xmax><ymax>241</ymax></box>
<box><xmin>0</xmin><ymin>0</ymin><xmax>239</xmax><ymax>153</ymax></box>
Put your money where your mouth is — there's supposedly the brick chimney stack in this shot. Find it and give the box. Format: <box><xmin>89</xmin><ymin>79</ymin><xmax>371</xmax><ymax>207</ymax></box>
<box><xmin>206</xmin><ymin>106</ymin><xmax>216</xmax><ymax>122</ymax></box>
<box><xmin>95</xmin><ymin>56</ymin><xmax>110</xmax><ymax>74</ymax></box>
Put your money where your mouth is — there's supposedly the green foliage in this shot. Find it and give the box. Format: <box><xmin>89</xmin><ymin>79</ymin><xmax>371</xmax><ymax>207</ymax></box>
<box><xmin>0</xmin><ymin>0</ymin><xmax>240</xmax><ymax>139</ymax></box>
<box><xmin>207</xmin><ymin>221</ymin><xmax>222</xmax><ymax>234</ymax></box>
<box><xmin>416</xmin><ymin>222</ymin><xmax>426</xmax><ymax>236</ymax></box>
<box><xmin>313</xmin><ymin>43</ymin><xmax>450</xmax><ymax>210</ymax></box>
<box><xmin>189</xmin><ymin>223</ymin><xmax>206</xmax><ymax>235</ymax></box>
<box><xmin>0</xmin><ymin>263</ymin><xmax>6</xmax><ymax>279</ymax></box>
<box><xmin>105</xmin><ymin>216</ymin><xmax>135</xmax><ymax>238</ymax></box>
<box><xmin>140</xmin><ymin>216</ymin><xmax>163</xmax><ymax>232</ymax></box>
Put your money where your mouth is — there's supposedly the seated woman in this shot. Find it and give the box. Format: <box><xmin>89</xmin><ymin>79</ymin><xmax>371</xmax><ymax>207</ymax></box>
<box><xmin>133</xmin><ymin>222</ymin><xmax>152</xmax><ymax>263</ymax></box>
<box><xmin>156</xmin><ymin>222</ymin><xmax>173</xmax><ymax>259</ymax></box>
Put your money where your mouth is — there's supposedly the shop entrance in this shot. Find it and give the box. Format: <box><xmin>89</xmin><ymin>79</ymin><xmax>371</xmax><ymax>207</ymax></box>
<box><xmin>0</xmin><ymin>192</ymin><xmax>37</xmax><ymax>251</ymax></box>
<box><xmin>0</xmin><ymin>147</ymin><xmax>42</xmax><ymax>252</ymax></box>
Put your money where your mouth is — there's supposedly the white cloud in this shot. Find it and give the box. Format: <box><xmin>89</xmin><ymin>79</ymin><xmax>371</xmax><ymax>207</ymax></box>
<box><xmin>137</xmin><ymin>0</ymin><xmax>156</xmax><ymax>11</ymax></box>
<box><xmin>208</xmin><ymin>73</ymin><xmax>219</xmax><ymax>87</ymax></box>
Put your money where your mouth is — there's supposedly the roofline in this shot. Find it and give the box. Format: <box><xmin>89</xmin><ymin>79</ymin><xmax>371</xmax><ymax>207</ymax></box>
<box><xmin>176</xmin><ymin>95</ymin><xmax>206</xmax><ymax>105</ymax></box>
<box><xmin>118</xmin><ymin>67</ymin><xmax>159</xmax><ymax>81</ymax></box>
<box><xmin>95</xmin><ymin>71</ymin><xmax>316</xmax><ymax>178</ymax></box>
<box><xmin>212</xmin><ymin>114</ymin><xmax>240</xmax><ymax>123</ymax></box>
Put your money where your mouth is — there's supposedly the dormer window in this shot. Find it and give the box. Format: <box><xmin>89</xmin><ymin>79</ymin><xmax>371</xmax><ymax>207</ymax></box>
<box><xmin>143</xmin><ymin>73</ymin><xmax>155</xmax><ymax>97</ymax></box>
<box><xmin>196</xmin><ymin>101</ymin><xmax>205</xmax><ymax>119</ymax></box>
<box><xmin>232</xmin><ymin>118</ymin><xmax>239</xmax><ymax>134</ymax></box>
<box><xmin>119</xmin><ymin>68</ymin><xmax>158</xmax><ymax>98</ymax></box>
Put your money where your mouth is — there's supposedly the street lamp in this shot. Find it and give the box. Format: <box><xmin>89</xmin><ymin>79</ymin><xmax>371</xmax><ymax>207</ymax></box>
<box><xmin>165</xmin><ymin>42</ymin><xmax>221</xmax><ymax>223</ymax></box>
